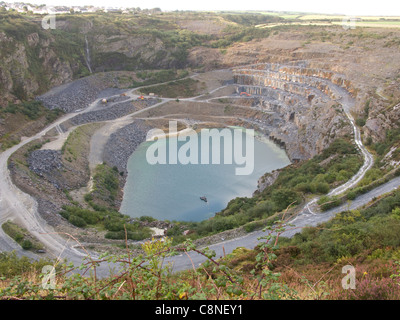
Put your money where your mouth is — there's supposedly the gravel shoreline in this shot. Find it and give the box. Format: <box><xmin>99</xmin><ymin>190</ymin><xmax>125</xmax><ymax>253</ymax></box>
<box><xmin>102</xmin><ymin>119</ymin><xmax>154</xmax><ymax>175</ymax></box>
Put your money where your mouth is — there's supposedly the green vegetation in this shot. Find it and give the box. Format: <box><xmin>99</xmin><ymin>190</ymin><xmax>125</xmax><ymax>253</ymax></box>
<box><xmin>209</xmin><ymin>25</ymin><xmax>271</xmax><ymax>48</ymax></box>
<box><xmin>132</xmin><ymin>69</ymin><xmax>189</xmax><ymax>88</ymax></box>
<box><xmin>59</xmin><ymin>205</ymin><xmax>152</xmax><ymax>241</ymax></box>
<box><xmin>0</xmin><ymin>100</ymin><xmax>63</xmax><ymax>151</ymax></box>
<box><xmin>0</xmin><ymin>221</ymin><xmax>298</xmax><ymax>300</ymax></box>
<box><xmin>0</xmin><ymin>251</ymin><xmax>53</xmax><ymax>278</ymax></box>
<box><xmin>355</xmin><ymin>99</ymin><xmax>370</xmax><ymax>128</ymax></box>
<box><xmin>1</xmin><ymin>100</ymin><xmax>63</xmax><ymax>122</ymax></box>
<box><xmin>2</xmin><ymin>191</ymin><xmax>400</xmax><ymax>300</ymax></box>
<box><xmin>284</xmin><ymin>189</ymin><xmax>400</xmax><ymax>264</ymax></box>
<box><xmin>369</xmin><ymin>122</ymin><xmax>400</xmax><ymax>158</ymax></box>
<box><xmin>88</xmin><ymin>163</ymin><xmax>120</xmax><ymax>207</ymax></box>
<box><xmin>222</xmin><ymin>13</ymin><xmax>283</xmax><ymax>26</ymax></box>
<box><xmin>61</xmin><ymin>123</ymin><xmax>101</xmax><ymax>165</ymax></box>
<box><xmin>317</xmin><ymin>195</ymin><xmax>342</xmax><ymax>211</ymax></box>
<box><xmin>339</xmin><ymin>119</ymin><xmax>400</xmax><ymax>204</ymax></box>
<box><xmin>59</xmin><ymin>161</ymin><xmax>151</xmax><ymax>240</ymax></box>
<box><xmin>138</xmin><ymin>78</ymin><xmax>205</xmax><ymax>98</ymax></box>
<box><xmin>1</xmin><ymin>221</ymin><xmax>43</xmax><ymax>252</ymax></box>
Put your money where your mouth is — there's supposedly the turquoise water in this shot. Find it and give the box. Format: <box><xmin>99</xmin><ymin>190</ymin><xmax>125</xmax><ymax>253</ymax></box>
<box><xmin>120</xmin><ymin>129</ymin><xmax>290</xmax><ymax>222</ymax></box>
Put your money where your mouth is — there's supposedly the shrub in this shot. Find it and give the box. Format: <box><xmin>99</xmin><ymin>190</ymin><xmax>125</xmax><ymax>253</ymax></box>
<box><xmin>318</xmin><ymin>195</ymin><xmax>342</xmax><ymax>211</ymax></box>
<box><xmin>21</xmin><ymin>240</ymin><xmax>33</xmax><ymax>250</ymax></box>
<box><xmin>315</xmin><ymin>182</ymin><xmax>330</xmax><ymax>194</ymax></box>
<box><xmin>68</xmin><ymin>215</ymin><xmax>87</xmax><ymax>228</ymax></box>
<box><xmin>0</xmin><ymin>252</ymin><xmax>53</xmax><ymax>278</ymax></box>
<box><xmin>355</xmin><ymin>118</ymin><xmax>366</xmax><ymax>127</ymax></box>
<box><xmin>346</xmin><ymin>190</ymin><xmax>357</xmax><ymax>200</ymax></box>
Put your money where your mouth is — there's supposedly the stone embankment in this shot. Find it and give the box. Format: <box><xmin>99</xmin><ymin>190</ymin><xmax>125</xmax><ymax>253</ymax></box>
<box><xmin>233</xmin><ymin>62</ymin><xmax>353</xmax><ymax>162</ymax></box>
<box><xmin>102</xmin><ymin>120</ymin><xmax>154</xmax><ymax>175</ymax></box>
<box><xmin>27</xmin><ymin>149</ymin><xmax>64</xmax><ymax>189</ymax></box>
<box><xmin>60</xmin><ymin>98</ymin><xmax>158</xmax><ymax>131</ymax></box>
<box><xmin>36</xmin><ymin>73</ymin><xmax>128</xmax><ymax>112</ymax></box>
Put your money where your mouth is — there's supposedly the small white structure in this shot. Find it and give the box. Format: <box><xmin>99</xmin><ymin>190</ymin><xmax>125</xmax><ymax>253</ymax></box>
<box><xmin>150</xmin><ymin>227</ymin><xmax>166</xmax><ymax>237</ymax></box>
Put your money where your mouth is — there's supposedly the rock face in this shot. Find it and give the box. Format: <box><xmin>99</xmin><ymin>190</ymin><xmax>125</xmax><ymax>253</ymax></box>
<box><xmin>0</xmin><ymin>23</ymin><xmax>188</xmax><ymax>107</ymax></box>
<box><xmin>233</xmin><ymin>62</ymin><xmax>352</xmax><ymax>161</ymax></box>
<box><xmin>255</xmin><ymin>170</ymin><xmax>280</xmax><ymax>194</ymax></box>
<box><xmin>0</xmin><ymin>31</ymin><xmax>80</xmax><ymax>106</ymax></box>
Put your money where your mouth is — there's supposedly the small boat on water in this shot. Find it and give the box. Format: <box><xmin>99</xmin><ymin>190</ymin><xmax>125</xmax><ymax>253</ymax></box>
<box><xmin>200</xmin><ymin>196</ymin><xmax>207</xmax><ymax>202</ymax></box>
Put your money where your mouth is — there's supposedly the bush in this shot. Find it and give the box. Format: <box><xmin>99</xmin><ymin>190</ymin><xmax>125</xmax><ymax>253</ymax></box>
<box><xmin>68</xmin><ymin>215</ymin><xmax>87</xmax><ymax>228</ymax></box>
<box><xmin>356</xmin><ymin>118</ymin><xmax>366</xmax><ymax>127</ymax></box>
<box><xmin>139</xmin><ymin>215</ymin><xmax>156</xmax><ymax>223</ymax></box>
<box><xmin>346</xmin><ymin>190</ymin><xmax>357</xmax><ymax>200</ymax></box>
<box><xmin>105</xmin><ymin>229</ymin><xmax>151</xmax><ymax>241</ymax></box>
<box><xmin>21</xmin><ymin>240</ymin><xmax>33</xmax><ymax>250</ymax></box>
<box><xmin>315</xmin><ymin>182</ymin><xmax>330</xmax><ymax>194</ymax></box>
<box><xmin>0</xmin><ymin>252</ymin><xmax>53</xmax><ymax>278</ymax></box>
<box><xmin>271</xmin><ymin>188</ymin><xmax>301</xmax><ymax>211</ymax></box>
<box><xmin>318</xmin><ymin>195</ymin><xmax>342</xmax><ymax>211</ymax></box>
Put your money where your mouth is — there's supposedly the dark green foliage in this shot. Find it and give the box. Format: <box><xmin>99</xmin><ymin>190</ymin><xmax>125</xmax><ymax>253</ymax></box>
<box><xmin>59</xmin><ymin>205</ymin><xmax>152</xmax><ymax>241</ymax></box>
<box><xmin>0</xmin><ymin>251</ymin><xmax>54</xmax><ymax>278</ymax></box>
<box><xmin>222</xmin><ymin>13</ymin><xmax>283</xmax><ymax>26</ymax></box>
<box><xmin>89</xmin><ymin>163</ymin><xmax>120</xmax><ymax>207</ymax></box>
<box><xmin>317</xmin><ymin>195</ymin><xmax>342</xmax><ymax>211</ymax></box>
<box><xmin>139</xmin><ymin>215</ymin><xmax>157</xmax><ymax>223</ymax></box>
<box><xmin>286</xmin><ymin>190</ymin><xmax>400</xmax><ymax>264</ymax></box>
<box><xmin>209</xmin><ymin>26</ymin><xmax>271</xmax><ymax>48</ymax></box>
<box><xmin>1</xmin><ymin>221</ymin><xmax>43</xmax><ymax>251</ymax></box>
<box><xmin>2</xmin><ymin>101</ymin><xmax>63</xmax><ymax>121</ymax></box>
<box><xmin>105</xmin><ymin>229</ymin><xmax>151</xmax><ymax>241</ymax></box>
<box><xmin>21</xmin><ymin>240</ymin><xmax>33</xmax><ymax>250</ymax></box>
<box><xmin>356</xmin><ymin>118</ymin><xmax>366</xmax><ymax>127</ymax></box>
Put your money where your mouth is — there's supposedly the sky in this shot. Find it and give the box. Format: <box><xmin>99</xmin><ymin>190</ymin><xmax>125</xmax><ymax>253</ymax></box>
<box><xmin>7</xmin><ymin>0</ymin><xmax>400</xmax><ymax>16</ymax></box>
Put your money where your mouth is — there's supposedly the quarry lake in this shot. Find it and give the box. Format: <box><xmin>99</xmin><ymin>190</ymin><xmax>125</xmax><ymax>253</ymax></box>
<box><xmin>120</xmin><ymin>128</ymin><xmax>290</xmax><ymax>222</ymax></box>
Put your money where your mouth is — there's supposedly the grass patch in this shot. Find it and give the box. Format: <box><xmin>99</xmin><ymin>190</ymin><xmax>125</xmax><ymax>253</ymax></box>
<box><xmin>1</xmin><ymin>221</ymin><xmax>44</xmax><ymax>252</ymax></box>
<box><xmin>59</xmin><ymin>205</ymin><xmax>152</xmax><ymax>241</ymax></box>
<box><xmin>0</xmin><ymin>100</ymin><xmax>64</xmax><ymax>151</ymax></box>
<box><xmin>1</xmin><ymin>100</ymin><xmax>63</xmax><ymax>121</ymax></box>
<box><xmin>138</xmin><ymin>78</ymin><xmax>205</xmax><ymax>98</ymax></box>
<box><xmin>87</xmin><ymin>163</ymin><xmax>121</xmax><ymax>208</ymax></box>
<box><xmin>131</xmin><ymin>69</ymin><xmax>189</xmax><ymax>88</ymax></box>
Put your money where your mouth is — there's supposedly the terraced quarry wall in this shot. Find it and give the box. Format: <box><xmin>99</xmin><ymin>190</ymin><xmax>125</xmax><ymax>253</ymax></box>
<box><xmin>233</xmin><ymin>63</ymin><xmax>353</xmax><ymax>161</ymax></box>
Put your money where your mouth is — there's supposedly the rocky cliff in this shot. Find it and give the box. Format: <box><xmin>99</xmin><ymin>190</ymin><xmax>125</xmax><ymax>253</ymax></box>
<box><xmin>0</xmin><ymin>30</ymin><xmax>81</xmax><ymax>106</ymax></box>
<box><xmin>233</xmin><ymin>63</ymin><xmax>352</xmax><ymax>161</ymax></box>
<box><xmin>0</xmin><ymin>12</ymin><xmax>195</xmax><ymax>107</ymax></box>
